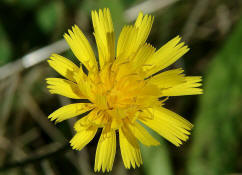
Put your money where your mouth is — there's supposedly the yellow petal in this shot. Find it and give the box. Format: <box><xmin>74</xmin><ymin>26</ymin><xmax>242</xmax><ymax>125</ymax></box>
<box><xmin>64</xmin><ymin>25</ymin><xmax>97</xmax><ymax>72</ymax></box>
<box><xmin>47</xmin><ymin>54</ymin><xmax>79</xmax><ymax>82</ymax></box>
<box><xmin>132</xmin><ymin>121</ymin><xmax>160</xmax><ymax>146</ymax></box>
<box><xmin>161</xmin><ymin>76</ymin><xmax>203</xmax><ymax>96</ymax></box>
<box><xmin>46</xmin><ymin>78</ymin><xmax>84</xmax><ymax>99</ymax></box>
<box><xmin>91</xmin><ymin>8</ymin><xmax>115</xmax><ymax>69</ymax></box>
<box><xmin>131</xmin><ymin>43</ymin><xmax>156</xmax><ymax>71</ymax></box>
<box><xmin>74</xmin><ymin>116</ymin><xmax>90</xmax><ymax>132</ymax></box>
<box><xmin>117</xmin><ymin>13</ymin><xmax>154</xmax><ymax>61</ymax></box>
<box><xmin>144</xmin><ymin>36</ymin><xmax>189</xmax><ymax>77</ymax></box>
<box><xmin>48</xmin><ymin>103</ymin><xmax>94</xmax><ymax>123</ymax></box>
<box><xmin>77</xmin><ymin>78</ymin><xmax>95</xmax><ymax>102</ymax></box>
<box><xmin>116</xmin><ymin>25</ymin><xmax>138</xmax><ymax>60</ymax></box>
<box><xmin>74</xmin><ymin>108</ymin><xmax>110</xmax><ymax>130</ymax></box>
<box><xmin>73</xmin><ymin>111</ymin><xmax>98</xmax><ymax>132</ymax></box>
<box><xmin>94</xmin><ymin>127</ymin><xmax>116</xmax><ymax>172</ymax></box>
<box><xmin>134</xmin><ymin>13</ymin><xmax>154</xmax><ymax>52</ymax></box>
<box><xmin>119</xmin><ymin>125</ymin><xmax>142</xmax><ymax>169</ymax></box>
<box><xmin>147</xmin><ymin>68</ymin><xmax>185</xmax><ymax>89</ymax></box>
<box><xmin>70</xmin><ymin>126</ymin><xmax>98</xmax><ymax>151</ymax></box>
<box><xmin>139</xmin><ymin>107</ymin><xmax>193</xmax><ymax>146</ymax></box>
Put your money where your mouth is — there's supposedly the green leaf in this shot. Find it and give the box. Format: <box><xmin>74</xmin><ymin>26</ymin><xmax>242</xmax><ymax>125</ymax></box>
<box><xmin>187</xmin><ymin>16</ymin><xmax>242</xmax><ymax>175</ymax></box>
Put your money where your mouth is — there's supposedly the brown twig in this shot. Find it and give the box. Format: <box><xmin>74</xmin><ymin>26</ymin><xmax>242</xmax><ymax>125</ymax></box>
<box><xmin>0</xmin><ymin>144</ymin><xmax>70</xmax><ymax>172</ymax></box>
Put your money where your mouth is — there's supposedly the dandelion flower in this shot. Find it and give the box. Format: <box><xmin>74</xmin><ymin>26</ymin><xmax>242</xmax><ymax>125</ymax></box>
<box><xmin>46</xmin><ymin>8</ymin><xmax>202</xmax><ymax>172</ymax></box>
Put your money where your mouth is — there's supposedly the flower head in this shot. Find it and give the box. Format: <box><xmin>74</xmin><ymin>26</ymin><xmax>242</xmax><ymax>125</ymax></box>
<box><xmin>46</xmin><ymin>8</ymin><xmax>202</xmax><ymax>172</ymax></box>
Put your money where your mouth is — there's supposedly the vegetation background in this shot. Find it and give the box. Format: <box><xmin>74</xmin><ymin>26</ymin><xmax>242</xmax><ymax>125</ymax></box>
<box><xmin>0</xmin><ymin>0</ymin><xmax>242</xmax><ymax>174</ymax></box>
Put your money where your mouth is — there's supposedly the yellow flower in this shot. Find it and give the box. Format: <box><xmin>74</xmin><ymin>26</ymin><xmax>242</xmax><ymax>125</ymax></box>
<box><xmin>46</xmin><ymin>8</ymin><xmax>202</xmax><ymax>172</ymax></box>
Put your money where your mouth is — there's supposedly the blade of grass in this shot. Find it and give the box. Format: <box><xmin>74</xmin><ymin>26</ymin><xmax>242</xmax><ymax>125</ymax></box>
<box><xmin>187</xmin><ymin>16</ymin><xmax>242</xmax><ymax>175</ymax></box>
<box><xmin>141</xmin><ymin>129</ymin><xmax>173</xmax><ymax>175</ymax></box>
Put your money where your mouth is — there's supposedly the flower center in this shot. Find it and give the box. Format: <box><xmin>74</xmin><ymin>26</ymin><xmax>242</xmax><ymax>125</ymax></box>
<box><xmin>79</xmin><ymin>62</ymin><xmax>160</xmax><ymax>129</ymax></box>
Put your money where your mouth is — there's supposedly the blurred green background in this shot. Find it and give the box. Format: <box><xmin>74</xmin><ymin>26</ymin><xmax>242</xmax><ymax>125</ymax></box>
<box><xmin>0</xmin><ymin>0</ymin><xmax>242</xmax><ymax>174</ymax></box>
